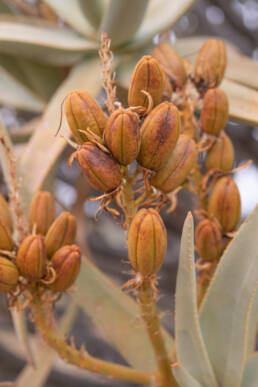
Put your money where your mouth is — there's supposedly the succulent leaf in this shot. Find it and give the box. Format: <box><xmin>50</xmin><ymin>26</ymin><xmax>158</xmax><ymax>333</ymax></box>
<box><xmin>241</xmin><ymin>353</ymin><xmax>258</xmax><ymax>387</ymax></box>
<box><xmin>173</xmin><ymin>364</ymin><xmax>203</xmax><ymax>387</ymax></box>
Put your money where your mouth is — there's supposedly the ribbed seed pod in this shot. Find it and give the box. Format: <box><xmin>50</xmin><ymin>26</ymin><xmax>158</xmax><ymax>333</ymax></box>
<box><xmin>71</xmin><ymin>143</ymin><xmax>122</xmax><ymax>192</ymax></box>
<box><xmin>29</xmin><ymin>191</ymin><xmax>55</xmax><ymax>235</ymax></box>
<box><xmin>137</xmin><ymin>102</ymin><xmax>180</xmax><ymax>171</ymax></box>
<box><xmin>208</xmin><ymin>177</ymin><xmax>241</xmax><ymax>232</ymax></box>
<box><xmin>201</xmin><ymin>88</ymin><xmax>229</xmax><ymax>136</ymax></box>
<box><xmin>152</xmin><ymin>43</ymin><xmax>186</xmax><ymax>88</ymax></box>
<box><xmin>45</xmin><ymin>212</ymin><xmax>77</xmax><ymax>258</ymax></box>
<box><xmin>0</xmin><ymin>217</ymin><xmax>13</xmax><ymax>251</ymax></box>
<box><xmin>17</xmin><ymin>235</ymin><xmax>46</xmax><ymax>280</ymax></box>
<box><xmin>206</xmin><ymin>131</ymin><xmax>234</xmax><ymax>172</ymax></box>
<box><xmin>0</xmin><ymin>194</ymin><xmax>12</xmax><ymax>231</ymax></box>
<box><xmin>65</xmin><ymin>89</ymin><xmax>107</xmax><ymax>144</ymax></box>
<box><xmin>0</xmin><ymin>257</ymin><xmax>19</xmax><ymax>293</ymax></box>
<box><xmin>151</xmin><ymin>134</ymin><xmax>196</xmax><ymax>193</ymax></box>
<box><xmin>195</xmin><ymin>39</ymin><xmax>227</xmax><ymax>88</ymax></box>
<box><xmin>104</xmin><ymin>109</ymin><xmax>140</xmax><ymax>165</ymax></box>
<box><xmin>195</xmin><ymin>219</ymin><xmax>223</xmax><ymax>261</ymax></box>
<box><xmin>49</xmin><ymin>245</ymin><xmax>81</xmax><ymax>292</ymax></box>
<box><xmin>128</xmin><ymin>208</ymin><xmax>167</xmax><ymax>277</ymax></box>
<box><xmin>128</xmin><ymin>56</ymin><xmax>164</xmax><ymax>110</ymax></box>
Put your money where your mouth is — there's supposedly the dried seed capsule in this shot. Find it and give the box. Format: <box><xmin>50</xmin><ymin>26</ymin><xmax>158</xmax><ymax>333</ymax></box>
<box><xmin>0</xmin><ymin>194</ymin><xmax>12</xmax><ymax>231</ymax></box>
<box><xmin>17</xmin><ymin>235</ymin><xmax>46</xmax><ymax>280</ymax></box>
<box><xmin>128</xmin><ymin>56</ymin><xmax>164</xmax><ymax>110</ymax></box>
<box><xmin>195</xmin><ymin>219</ymin><xmax>223</xmax><ymax>261</ymax></box>
<box><xmin>71</xmin><ymin>143</ymin><xmax>122</xmax><ymax>192</ymax></box>
<box><xmin>206</xmin><ymin>131</ymin><xmax>234</xmax><ymax>172</ymax></box>
<box><xmin>137</xmin><ymin>102</ymin><xmax>180</xmax><ymax>171</ymax></box>
<box><xmin>208</xmin><ymin>176</ymin><xmax>241</xmax><ymax>232</ymax></box>
<box><xmin>45</xmin><ymin>212</ymin><xmax>77</xmax><ymax>258</ymax></box>
<box><xmin>201</xmin><ymin>88</ymin><xmax>229</xmax><ymax>136</ymax></box>
<box><xmin>65</xmin><ymin>89</ymin><xmax>107</xmax><ymax>144</ymax></box>
<box><xmin>29</xmin><ymin>191</ymin><xmax>55</xmax><ymax>235</ymax></box>
<box><xmin>151</xmin><ymin>134</ymin><xmax>196</xmax><ymax>193</ymax></box>
<box><xmin>49</xmin><ymin>245</ymin><xmax>81</xmax><ymax>292</ymax></box>
<box><xmin>128</xmin><ymin>208</ymin><xmax>167</xmax><ymax>277</ymax></box>
<box><xmin>152</xmin><ymin>43</ymin><xmax>186</xmax><ymax>88</ymax></box>
<box><xmin>0</xmin><ymin>257</ymin><xmax>19</xmax><ymax>293</ymax></box>
<box><xmin>104</xmin><ymin>109</ymin><xmax>140</xmax><ymax>165</ymax></box>
<box><xmin>195</xmin><ymin>39</ymin><xmax>227</xmax><ymax>88</ymax></box>
<box><xmin>0</xmin><ymin>217</ymin><xmax>13</xmax><ymax>251</ymax></box>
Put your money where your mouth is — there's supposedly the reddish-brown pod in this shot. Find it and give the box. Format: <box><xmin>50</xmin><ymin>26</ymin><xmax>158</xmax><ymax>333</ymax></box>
<box><xmin>0</xmin><ymin>257</ymin><xmax>19</xmax><ymax>293</ymax></box>
<box><xmin>0</xmin><ymin>217</ymin><xmax>13</xmax><ymax>251</ymax></box>
<box><xmin>0</xmin><ymin>194</ymin><xmax>12</xmax><ymax>231</ymax></box>
<box><xmin>195</xmin><ymin>39</ymin><xmax>227</xmax><ymax>88</ymax></box>
<box><xmin>17</xmin><ymin>235</ymin><xmax>47</xmax><ymax>280</ymax></box>
<box><xmin>137</xmin><ymin>102</ymin><xmax>180</xmax><ymax>171</ymax></box>
<box><xmin>71</xmin><ymin>143</ymin><xmax>122</xmax><ymax>192</ymax></box>
<box><xmin>104</xmin><ymin>109</ymin><xmax>140</xmax><ymax>165</ymax></box>
<box><xmin>206</xmin><ymin>131</ymin><xmax>234</xmax><ymax>172</ymax></box>
<box><xmin>29</xmin><ymin>191</ymin><xmax>55</xmax><ymax>235</ymax></box>
<box><xmin>201</xmin><ymin>88</ymin><xmax>229</xmax><ymax>136</ymax></box>
<box><xmin>195</xmin><ymin>219</ymin><xmax>223</xmax><ymax>261</ymax></box>
<box><xmin>128</xmin><ymin>208</ymin><xmax>167</xmax><ymax>277</ymax></box>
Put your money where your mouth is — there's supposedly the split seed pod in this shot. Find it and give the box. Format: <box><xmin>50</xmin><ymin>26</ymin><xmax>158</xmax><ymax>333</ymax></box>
<box><xmin>49</xmin><ymin>245</ymin><xmax>81</xmax><ymax>292</ymax></box>
<box><xmin>208</xmin><ymin>176</ymin><xmax>241</xmax><ymax>232</ymax></box>
<box><xmin>0</xmin><ymin>217</ymin><xmax>13</xmax><ymax>251</ymax></box>
<box><xmin>151</xmin><ymin>134</ymin><xmax>196</xmax><ymax>193</ymax></box>
<box><xmin>45</xmin><ymin>212</ymin><xmax>77</xmax><ymax>258</ymax></box>
<box><xmin>195</xmin><ymin>39</ymin><xmax>227</xmax><ymax>88</ymax></box>
<box><xmin>65</xmin><ymin>89</ymin><xmax>107</xmax><ymax>144</ymax></box>
<box><xmin>201</xmin><ymin>88</ymin><xmax>229</xmax><ymax>136</ymax></box>
<box><xmin>195</xmin><ymin>219</ymin><xmax>223</xmax><ymax>261</ymax></box>
<box><xmin>128</xmin><ymin>56</ymin><xmax>164</xmax><ymax>110</ymax></box>
<box><xmin>104</xmin><ymin>109</ymin><xmax>140</xmax><ymax>165</ymax></box>
<box><xmin>29</xmin><ymin>191</ymin><xmax>55</xmax><ymax>235</ymax></box>
<box><xmin>128</xmin><ymin>208</ymin><xmax>167</xmax><ymax>277</ymax></box>
<box><xmin>70</xmin><ymin>143</ymin><xmax>122</xmax><ymax>192</ymax></box>
<box><xmin>206</xmin><ymin>131</ymin><xmax>234</xmax><ymax>172</ymax></box>
<box><xmin>17</xmin><ymin>235</ymin><xmax>46</xmax><ymax>280</ymax></box>
<box><xmin>0</xmin><ymin>257</ymin><xmax>19</xmax><ymax>293</ymax></box>
<box><xmin>137</xmin><ymin>102</ymin><xmax>180</xmax><ymax>171</ymax></box>
<box><xmin>0</xmin><ymin>194</ymin><xmax>12</xmax><ymax>231</ymax></box>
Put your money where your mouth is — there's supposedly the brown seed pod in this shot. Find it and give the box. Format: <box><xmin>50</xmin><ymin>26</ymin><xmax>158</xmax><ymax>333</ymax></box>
<box><xmin>195</xmin><ymin>219</ymin><xmax>223</xmax><ymax>261</ymax></box>
<box><xmin>201</xmin><ymin>88</ymin><xmax>229</xmax><ymax>136</ymax></box>
<box><xmin>137</xmin><ymin>102</ymin><xmax>180</xmax><ymax>171</ymax></box>
<box><xmin>151</xmin><ymin>134</ymin><xmax>196</xmax><ymax>193</ymax></box>
<box><xmin>0</xmin><ymin>217</ymin><xmax>13</xmax><ymax>251</ymax></box>
<box><xmin>195</xmin><ymin>39</ymin><xmax>227</xmax><ymax>88</ymax></box>
<box><xmin>70</xmin><ymin>143</ymin><xmax>122</xmax><ymax>192</ymax></box>
<box><xmin>17</xmin><ymin>235</ymin><xmax>46</xmax><ymax>280</ymax></box>
<box><xmin>0</xmin><ymin>257</ymin><xmax>19</xmax><ymax>293</ymax></box>
<box><xmin>65</xmin><ymin>89</ymin><xmax>107</xmax><ymax>144</ymax></box>
<box><xmin>45</xmin><ymin>212</ymin><xmax>77</xmax><ymax>258</ymax></box>
<box><xmin>152</xmin><ymin>43</ymin><xmax>186</xmax><ymax>88</ymax></box>
<box><xmin>0</xmin><ymin>194</ymin><xmax>12</xmax><ymax>231</ymax></box>
<box><xmin>208</xmin><ymin>176</ymin><xmax>241</xmax><ymax>232</ymax></box>
<box><xmin>49</xmin><ymin>245</ymin><xmax>81</xmax><ymax>292</ymax></box>
<box><xmin>29</xmin><ymin>191</ymin><xmax>55</xmax><ymax>235</ymax></box>
<box><xmin>128</xmin><ymin>56</ymin><xmax>164</xmax><ymax>110</ymax></box>
<box><xmin>104</xmin><ymin>109</ymin><xmax>140</xmax><ymax>165</ymax></box>
<box><xmin>206</xmin><ymin>131</ymin><xmax>234</xmax><ymax>172</ymax></box>
<box><xmin>128</xmin><ymin>208</ymin><xmax>167</xmax><ymax>277</ymax></box>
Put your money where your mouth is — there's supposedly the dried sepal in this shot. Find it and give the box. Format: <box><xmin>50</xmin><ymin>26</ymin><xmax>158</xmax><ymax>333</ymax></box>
<box><xmin>17</xmin><ymin>235</ymin><xmax>47</xmax><ymax>280</ymax></box>
<box><xmin>29</xmin><ymin>191</ymin><xmax>55</xmax><ymax>235</ymax></box>
<box><xmin>206</xmin><ymin>131</ymin><xmax>234</xmax><ymax>172</ymax></box>
<box><xmin>0</xmin><ymin>257</ymin><xmax>19</xmax><ymax>293</ymax></box>
<box><xmin>195</xmin><ymin>219</ymin><xmax>223</xmax><ymax>261</ymax></box>
<box><xmin>201</xmin><ymin>88</ymin><xmax>229</xmax><ymax>136</ymax></box>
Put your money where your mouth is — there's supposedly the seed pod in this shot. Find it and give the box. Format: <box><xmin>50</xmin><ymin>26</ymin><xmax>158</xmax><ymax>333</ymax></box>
<box><xmin>195</xmin><ymin>219</ymin><xmax>223</xmax><ymax>261</ymax></box>
<box><xmin>0</xmin><ymin>257</ymin><xmax>19</xmax><ymax>293</ymax></box>
<box><xmin>0</xmin><ymin>217</ymin><xmax>13</xmax><ymax>251</ymax></box>
<box><xmin>152</xmin><ymin>43</ymin><xmax>186</xmax><ymax>88</ymax></box>
<box><xmin>49</xmin><ymin>245</ymin><xmax>81</xmax><ymax>292</ymax></box>
<box><xmin>0</xmin><ymin>194</ymin><xmax>12</xmax><ymax>231</ymax></box>
<box><xmin>137</xmin><ymin>102</ymin><xmax>180</xmax><ymax>171</ymax></box>
<box><xmin>162</xmin><ymin>72</ymin><xmax>173</xmax><ymax>99</ymax></box>
<box><xmin>17</xmin><ymin>235</ymin><xmax>46</xmax><ymax>280</ymax></box>
<box><xmin>201</xmin><ymin>88</ymin><xmax>229</xmax><ymax>136</ymax></box>
<box><xmin>45</xmin><ymin>212</ymin><xmax>77</xmax><ymax>258</ymax></box>
<box><xmin>29</xmin><ymin>191</ymin><xmax>55</xmax><ymax>235</ymax></box>
<box><xmin>151</xmin><ymin>134</ymin><xmax>196</xmax><ymax>193</ymax></box>
<box><xmin>71</xmin><ymin>143</ymin><xmax>122</xmax><ymax>192</ymax></box>
<box><xmin>65</xmin><ymin>89</ymin><xmax>107</xmax><ymax>144</ymax></box>
<box><xmin>206</xmin><ymin>131</ymin><xmax>234</xmax><ymax>172</ymax></box>
<box><xmin>208</xmin><ymin>176</ymin><xmax>241</xmax><ymax>232</ymax></box>
<box><xmin>128</xmin><ymin>208</ymin><xmax>167</xmax><ymax>277</ymax></box>
<box><xmin>128</xmin><ymin>56</ymin><xmax>164</xmax><ymax>110</ymax></box>
<box><xmin>195</xmin><ymin>39</ymin><xmax>227</xmax><ymax>88</ymax></box>
<box><xmin>104</xmin><ymin>109</ymin><xmax>140</xmax><ymax>165</ymax></box>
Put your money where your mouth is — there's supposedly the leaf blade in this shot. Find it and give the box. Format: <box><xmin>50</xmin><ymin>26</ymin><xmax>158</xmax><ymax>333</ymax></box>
<box><xmin>241</xmin><ymin>353</ymin><xmax>258</xmax><ymax>387</ymax></box>
<box><xmin>173</xmin><ymin>364</ymin><xmax>202</xmax><ymax>387</ymax></box>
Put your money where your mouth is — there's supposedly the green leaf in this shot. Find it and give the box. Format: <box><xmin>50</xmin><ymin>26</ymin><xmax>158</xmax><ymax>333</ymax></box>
<box><xmin>78</xmin><ymin>0</ymin><xmax>104</xmax><ymax>29</ymax></box>
<box><xmin>71</xmin><ymin>257</ymin><xmax>174</xmax><ymax>372</ymax></box>
<box><xmin>241</xmin><ymin>353</ymin><xmax>258</xmax><ymax>387</ymax></box>
<box><xmin>173</xmin><ymin>364</ymin><xmax>202</xmax><ymax>387</ymax></box>
<box><xmin>200</xmin><ymin>205</ymin><xmax>258</xmax><ymax>387</ymax></box>
<box><xmin>175</xmin><ymin>212</ymin><xmax>218</xmax><ymax>387</ymax></box>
